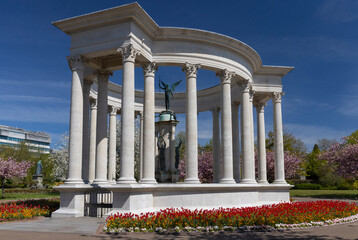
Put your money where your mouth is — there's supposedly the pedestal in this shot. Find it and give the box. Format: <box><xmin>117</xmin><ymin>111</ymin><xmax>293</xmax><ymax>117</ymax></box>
<box><xmin>33</xmin><ymin>175</ymin><xmax>44</xmax><ymax>189</ymax></box>
<box><xmin>155</xmin><ymin>111</ymin><xmax>179</xmax><ymax>183</ymax></box>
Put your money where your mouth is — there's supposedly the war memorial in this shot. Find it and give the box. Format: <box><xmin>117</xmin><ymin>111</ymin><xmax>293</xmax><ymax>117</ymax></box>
<box><xmin>51</xmin><ymin>2</ymin><xmax>293</xmax><ymax>218</ymax></box>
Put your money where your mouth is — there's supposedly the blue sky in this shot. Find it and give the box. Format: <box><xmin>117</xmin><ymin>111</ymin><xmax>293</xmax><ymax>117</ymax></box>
<box><xmin>0</xmin><ymin>0</ymin><xmax>357</xmax><ymax>151</ymax></box>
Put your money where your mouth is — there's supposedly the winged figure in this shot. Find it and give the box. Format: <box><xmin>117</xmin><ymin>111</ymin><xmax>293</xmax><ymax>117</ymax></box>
<box><xmin>159</xmin><ymin>79</ymin><xmax>182</xmax><ymax>110</ymax></box>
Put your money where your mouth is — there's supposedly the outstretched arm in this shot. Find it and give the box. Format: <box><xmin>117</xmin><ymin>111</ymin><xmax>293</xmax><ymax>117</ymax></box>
<box><xmin>159</xmin><ymin>80</ymin><xmax>166</xmax><ymax>90</ymax></box>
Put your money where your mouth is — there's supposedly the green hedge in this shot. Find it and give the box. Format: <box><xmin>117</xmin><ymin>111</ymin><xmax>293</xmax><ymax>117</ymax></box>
<box><xmin>293</xmin><ymin>183</ymin><xmax>322</xmax><ymax>190</ymax></box>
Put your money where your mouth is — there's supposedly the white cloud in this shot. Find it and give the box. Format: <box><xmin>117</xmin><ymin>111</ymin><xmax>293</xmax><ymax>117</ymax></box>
<box><xmin>284</xmin><ymin>123</ymin><xmax>352</xmax><ymax>150</ymax></box>
<box><xmin>0</xmin><ymin>95</ymin><xmax>69</xmax><ymax>103</ymax></box>
<box><xmin>0</xmin><ymin>78</ymin><xmax>69</xmax><ymax>89</ymax></box>
<box><xmin>0</xmin><ymin>105</ymin><xmax>69</xmax><ymax>124</ymax></box>
<box><xmin>315</xmin><ymin>0</ymin><xmax>358</xmax><ymax>23</ymax></box>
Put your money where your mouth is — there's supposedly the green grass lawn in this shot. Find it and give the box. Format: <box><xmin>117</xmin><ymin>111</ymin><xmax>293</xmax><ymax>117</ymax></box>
<box><xmin>1</xmin><ymin>192</ymin><xmax>60</xmax><ymax>200</ymax></box>
<box><xmin>290</xmin><ymin>189</ymin><xmax>358</xmax><ymax>200</ymax></box>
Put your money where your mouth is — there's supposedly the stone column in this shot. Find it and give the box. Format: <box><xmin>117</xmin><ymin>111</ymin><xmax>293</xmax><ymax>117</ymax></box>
<box><xmin>81</xmin><ymin>80</ymin><xmax>91</xmax><ymax>184</ymax></box>
<box><xmin>93</xmin><ymin>70</ymin><xmax>112</xmax><ymax>184</ymax></box>
<box><xmin>66</xmin><ymin>55</ymin><xmax>84</xmax><ymax>184</ymax></box>
<box><xmin>117</xmin><ymin>44</ymin><xmax>140</xmax><ymax>184</ymax></box>
<box><xmin>232</xmin><ymin>103</ymin><xmax>240</xmax><ymax>183</ymax></box>
<box><xmin>140</xmin><ymin>62</ymin><xmax>157</xmax><ymax>184</ymax></box>
<box><xmin>217</xmin><ymin>70</ymin><xmax>235</xmax><ymax>184</ymax></box>
<box><xmin>272</xmin><ymin>92</ymin><xmax>287</xmax><ymax>184</ymax></box>
<box><xmin>240</xmin><ymin>81</ymin><xmax>256</xmax><ymax>184</ymax></box>
<box><xmin>139</xmin><ymin>112</ymin><xmax>144</xmax><ymax>181</ymax></box>
<box><xmin>108</xmin><ymin>106</ymin><xmax>118</xmax><ymax>183</ymax></box>
<box><xmin>183</xmin><ymin>63</ymin><xmax>201</xmax><ymax>184</ymax></box>
<box><xmin>88</xmin><ymin>98</ymin><xmax>97</xmax><ymax>183</ymax></box>
<box><xmin>212</xmin><ymin>107</ymin><xmax>221</xmax><ymax>183</ymax></box>
<box><xmin>249</xmin><ymin>89</ymin><xmax>255</xmax><ymax>167</ymax></box>
<box><xmin>256</xmin><ymin>102</ymin><xmax>268</xmax><ymax>184</ymax></box>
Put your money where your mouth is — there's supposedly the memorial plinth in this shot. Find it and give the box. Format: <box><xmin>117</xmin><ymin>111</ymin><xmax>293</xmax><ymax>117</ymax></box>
<box><xmin>155</xmin><ymin>110</ymin><xmax>179</xmax><ymax>183</ymax></box>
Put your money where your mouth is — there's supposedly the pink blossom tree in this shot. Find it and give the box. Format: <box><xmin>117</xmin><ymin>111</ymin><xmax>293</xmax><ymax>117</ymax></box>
<box><xmin>178</xmin><ymin>151</ymin><xmax>214</xmax><ymax>183</ymax></box>
<box><xmin>261</xmin><ymin>151</ymin><xmax>303</xmax><ymax>182</ymax></box>
<box><xmin>0</xmin><ymin>157</ymin><xmax>31</xmax><ymax>198</ymax></box>
<box><xmin>318</xmin><ymin>137</ymin><xmax>358</xmax><ymax>180</ymax></box>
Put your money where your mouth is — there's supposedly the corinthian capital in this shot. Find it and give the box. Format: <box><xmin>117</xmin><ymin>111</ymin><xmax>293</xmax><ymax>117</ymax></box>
<box><xmin>90</xmin><ymin>98</ymin><xmax>97</xmax><ymax>109</ymax></box>
<box><xmin>142</xmin><ymin>62</ymin><xmax>158</xmax><ymax>77</ymax></box>
<box><xmin>118</xmin><ymin>44</ymin><xmax>140</xmax><ymax>63</ymax></box>
<box><xmin>239</xmin><ymin>80</ymin><xmax>252</xmax><ymax>93</ymax></box>
<box><xmin>216</xmin><ymin>69</ymin><xmax>235</xmax><ymax>84</ymax></box>
<box><xmin>182</xmin><ymin>63</ymin><xmax>201</xmax><ymax>78</ymax></box>
<box><xmin>108</xmin><ymin>106</ymin><xmax>118</xmax><ymax>116</ymax></box>
<box><xmin>255</xmin><ymin>102</ymin><xmax>267</xmax><ymax>113</ymax></box>
<box><xmin>96</xmin><ymin>70</ymin><xmax>113</xmax><ymax>83</ymax></box>
<box><xmin>272</xmin><ymin>92</ymin><xmax>284</xmax><ymax>103</ymax></box>
<box><xmin>67</xmin><ymin>55</ymin><xmax>84</xmax><ymax>71</ymax></box>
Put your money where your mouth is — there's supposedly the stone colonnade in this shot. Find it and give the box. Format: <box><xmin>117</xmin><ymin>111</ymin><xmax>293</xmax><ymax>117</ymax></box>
<box><xmin>66</xmin><ymin>45</ymin><xmax>286</xmax><ymax>186</ymax></box>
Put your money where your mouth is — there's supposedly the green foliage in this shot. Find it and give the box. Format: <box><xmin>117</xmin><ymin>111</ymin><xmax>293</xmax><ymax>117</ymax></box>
<box><xmin>304</xmin><ymin>144</ymin><xmax>323</xmax><ymax>181</ymax></box>
<box><xmin>266</xmin><ymin>128</ymin><xmax>306</xmax><ymax>154</ymax></box>
<box><xmin>0</xmin><ymin>142</ymin><xmax>54</xmax><ymax>187</ymax></box>
<box><xmin>198</xmin><ymin>139</ymin><xmax>213</xmax><ymax>153</ymax></box>
<box><xmin>290</xmin><ymin>189</ymin><xmax>358</xmax><ymax>199</ymax></box>
<box><xmin>293</xmin><ymin>183</ymin><xmax>322</xmax><ymax>190</ymax></box>
<box><xmin>346</xmin><ymin>130</ymin><xmax>358</xmax><ymax>145</ymax></box>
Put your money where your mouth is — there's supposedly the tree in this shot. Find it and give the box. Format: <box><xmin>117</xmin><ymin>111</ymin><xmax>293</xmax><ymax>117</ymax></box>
<box><xmin>318</xmin><ymin>136</ymin><xmax>358</xmax><ymax>180</ymax></box>
<box><xmin>115</xmin><ymin>118</ymin><xmax>141</xmax><ymax>180</ymax></box>
<box><xmin>304</xmin><ymin>144</ymin><xmax>323</xmax><ymax>180</ymax></box>
<box><xmin>0</xmin><ymin>157</ymin><xmax>31</xmax><ymax>198</ymax></box>
<box><xmin>317</xmin><ymin>138</ymin><xmax>336</xmax><ymax>152</ymax></box>
<box><xmin>0</xmin><ymin>142</ymin><xmax>53</xmax><ymax>187</ymax></box>
<box><xmin>178</xmin><ymin>150</ymin><xmax>214</xmax><ymax>183</ymax></box>
<box><xmin>346</xmin><ymin>130</ymin><xmax>358</xmax><ymax>145</ymax></box>
<box><xmin>256</xmin><ymin>150</ymin><xmax>303</xmax><ymax>182</ymax></box>
<box><xmin>50</xmin><ymin>132</ymin><xmax>69</xmax><ymax>180</ymax></box>
<box><xmin>266</xmin><ymin>129</ymin><xmax>307</xmax><ymax>154</ymax></box>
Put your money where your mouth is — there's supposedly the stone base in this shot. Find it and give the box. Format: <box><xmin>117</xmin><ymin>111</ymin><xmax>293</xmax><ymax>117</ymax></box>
<box><xmin>52</xmin><ymin>183</ymin><xmax>293</xmax><ymax>218</ymax></box>
<box><xmin>105</xmin><ymin>183</ymin><xmax>292</xmax><ymax>216</ymax></box>
<box><xmin>33</xmin><ymin>175</ymin><xmax>44</xmax><ymax>189</ymax></box>
<box><xmin>51</xmin><ymin>184</ymin><xmax>93</xmax><ymax>218</ymax></box>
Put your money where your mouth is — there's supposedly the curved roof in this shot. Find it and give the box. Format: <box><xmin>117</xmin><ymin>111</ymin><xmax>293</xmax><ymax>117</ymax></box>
<box><xmin>53</xmin><ymin>2</ymin><xmax>293</xmax><ymax>76</ymax></box>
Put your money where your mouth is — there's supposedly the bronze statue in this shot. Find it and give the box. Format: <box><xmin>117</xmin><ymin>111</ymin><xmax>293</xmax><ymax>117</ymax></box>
<box><xmin>175</xmin><ymin>139</ymin><xmax>182</xmax><ymax>170</ymax></box>
<box><xmin>35</xmin><ymin>160</ymin><xmax>43</xmax><ymax>176</ymax></box>
<box><xmin>159</xmin><ymin>79</ymin><xmax>182</xmax><ymax>110</ymax></box>
<box><xmin>157</xmin><ymin>137</ymin><xmax>166</xmax><ymax>171</ymax></box>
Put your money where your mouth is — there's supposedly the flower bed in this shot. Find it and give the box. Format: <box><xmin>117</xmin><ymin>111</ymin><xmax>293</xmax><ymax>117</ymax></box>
<box><xmin>105</xmin><ymin>200</ymin><xmax>358</xmax><ymax>232</ymax></box>
<box><xmin>0</xmin><ymin>199</ymin><xmax>58</xmax><ymax>222</ymax></box>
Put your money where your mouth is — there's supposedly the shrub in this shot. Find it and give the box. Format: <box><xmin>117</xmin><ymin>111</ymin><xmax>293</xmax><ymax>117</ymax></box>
<box><xmin>294</xmin><ymin>183</ymin><xmax>322</xmax><ymax>190</ymax></box>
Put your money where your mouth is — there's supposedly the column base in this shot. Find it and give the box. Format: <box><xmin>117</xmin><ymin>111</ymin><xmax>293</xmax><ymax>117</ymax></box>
<box><xmin>273</xmin><ymin>179</ymin><xmax>287</xmax><ymax>185</ymax></box>
<box><xmin>258</xmin><ymin>180</ymin><xmax>269</xmax><ymax>185</ymax></box>
<box><xmin>92</xmin><ymin>179</ymin><xmax>109</xmax><ymax>185</ymax></box>
<box><xmin>139</xmin><ymin>178</ymin><xmax>157</xmax><ymax>184</ymax></box>
<box><xmin>117</xmin><ymin>177</ymin><xmax>137</xmax><ymax>184</ymax></box>
<box><xmin>240</xmin><ymin>178</ymin><xmax>257</xmax><ymax>184</ymax></box>
<box><xmin>65</xmin><ymin>178</ymin><xmax>84</xmax><ymax>184</ymax></box>
<box><xmin>184</xmin><ymin>178</ymin><xmax>201</xmax><ymax>184</ymax></box>
<box><xmin>219</xmin><ymin>178</ymin><xmax>236</xmax><ymax>184</ymax></box>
